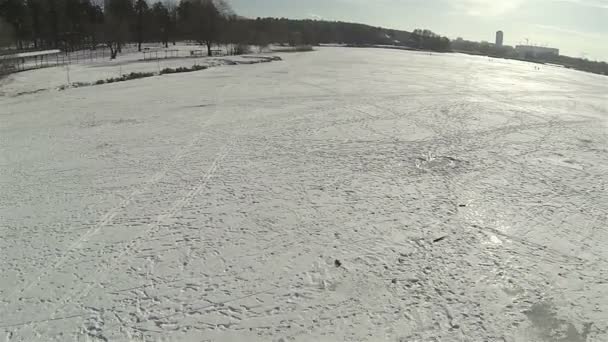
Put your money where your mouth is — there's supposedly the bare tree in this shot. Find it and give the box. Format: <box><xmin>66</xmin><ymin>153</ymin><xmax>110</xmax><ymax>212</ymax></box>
<box><xmin>85</xmin><ymin>1</ymin><xmax>104</xmax><ymax>48</ymax></box>
<box><xmin>164</xmin><ymin>0</ymin><xmax>178</xmax><ymax>46</ymax></box>
<box><xmin>0</xmin><ymin>0</ymin><xmax>29</xmax><ymax>49</ymax></box>
<box><xmin>104</xmin><ymin>0</ymin><xmax>133</xmax><ymax>59</ymax></box>
<box><xmin>213</xmin><ymin>0</ymin><xmax>234</xmax><ymax>17</ymax></box>
<box><xmin>199</xmin><ymin>0</ymin><xmax>220</xmax><ymax>56</ymax></box>
<box><xmin>178</xmin><ymin>0</ymin><xmax>221</xmax><ymax>56</ymax></box>
<box><xmin>0</xmin><ymin>17</ymin><xmax>15</xmax><ymax>47</ymax></box>
<box><xmin>25</xmin><ymin>0</ymin><xmax>42</xmax><ymax>48</ymax></box>
<box><xmin>134</xmin><ymin>0</ymin><xmax>148</xmax><ymax>51</ymax></box>
<box><xmin>150</xmin><ymin>2</ymin><xmax>170</xmax><ymax>47</ymax></box>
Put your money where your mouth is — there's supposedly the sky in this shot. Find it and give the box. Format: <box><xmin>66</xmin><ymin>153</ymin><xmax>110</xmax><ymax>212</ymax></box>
<box><xmin>227</xmin><ymin>0</ymin><xmax>608</xmax><ymax>61</ymax></box>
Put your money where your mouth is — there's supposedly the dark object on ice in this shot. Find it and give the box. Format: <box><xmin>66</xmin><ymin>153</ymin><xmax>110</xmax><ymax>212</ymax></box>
<box><xmin>334</xmin><ymin>259</ymin><xmax>342</xmax><ymax>267</ymax></box>
<box><xmin>391</xmin><ymin>278</ymin><xmax>398</xmax><ymax>284</ymax></box>
<box><xmin>458</xmin><ymin>204</ymin><xmax>467</xmax><ymax>207</ymax></box>
<box><xmin>433</xmin><ymin>236</ymin><xmax>448</xmax><ymax>243</ymax></box>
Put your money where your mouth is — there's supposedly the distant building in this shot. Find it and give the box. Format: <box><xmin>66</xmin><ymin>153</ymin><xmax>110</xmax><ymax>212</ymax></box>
<box><xmin>495</xmin><ymin>31</ymin><xmax>504</xmax><ymax>47</ymax></box>
<box><xmin>515</xmin><ymin>45</ymin><xmax>559</xmax><ymax>58</ymax></box>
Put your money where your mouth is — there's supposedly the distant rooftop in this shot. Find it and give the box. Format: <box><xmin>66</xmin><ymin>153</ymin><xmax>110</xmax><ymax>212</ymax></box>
<box><xmin>0</xmin><ymin>49</ymin><xmax>61</xmax><ymax>60</ymax></box>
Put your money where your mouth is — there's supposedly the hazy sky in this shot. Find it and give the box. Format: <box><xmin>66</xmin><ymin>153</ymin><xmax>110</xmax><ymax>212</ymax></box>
<box><xmin>228</xmin><ymin>0</ymin><xmax>608</xmax><ymax>61</ymax></box>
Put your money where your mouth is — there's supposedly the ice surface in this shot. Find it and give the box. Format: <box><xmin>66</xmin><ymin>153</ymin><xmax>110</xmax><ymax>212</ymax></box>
<box><xmin>1</xmin><ymin>47</ymin><xmax>607</xmax><ymax>341</ymax></box>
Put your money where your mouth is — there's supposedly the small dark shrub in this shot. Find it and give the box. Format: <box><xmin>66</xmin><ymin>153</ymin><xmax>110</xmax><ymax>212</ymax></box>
<box><xmin>160</xmin><ymin>65</ymin><xmax>208</xmax><ymax>75</ymax></box>
<box><xmin>272</xmin><ymin>45</ymin><xmax>314</xmax><ymax>53</ymax></box>
<box><xmin>102</xmin><ymin>72</ymin><xmax>154</xmax><ymax>84</ymax></box>
<box><xmin>161</xmin><ymin>67</ymin><xmax>176</xmax><ymax>74</ymax></box>
<box><xmin>229</xmin><ymin>44</ymin><xmax>251</xmax><ymax>55</ymax></box>
<box><xmin>123</xmin><ymin>72</ymin><xmax>154</xmax><ymax>80</ymax></box>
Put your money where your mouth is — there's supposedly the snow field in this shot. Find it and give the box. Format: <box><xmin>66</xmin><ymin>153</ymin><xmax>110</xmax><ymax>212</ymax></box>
<box><xmin>1</xmin><ymin>47</ymin><xmax>607</xmax><ymax>341</ymax></box>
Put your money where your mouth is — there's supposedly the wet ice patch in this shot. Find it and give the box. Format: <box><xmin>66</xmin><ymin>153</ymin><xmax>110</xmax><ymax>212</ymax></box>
<box><xmin>523</xmin><ymin>301</ymin><xmax>592</xmax><ymax>342</ymax></box>
<box><xmin>305</xmin><ymin>260</ymin><xmax>339</xmax><ymax>291</ymax></box>
<box><xmin>488</xmin><ymin>234</ymin><xmax>503</xmax><ymax>245</ymax></box>
<box><xmin>414</xmin><ymin>153</ymin><xmax>467</xmax><ymax>173</ymax></box>
<box><xmin>540</xmin><ymin>155</ymin><xmax>585</xmax><ymax>171</ymax></box>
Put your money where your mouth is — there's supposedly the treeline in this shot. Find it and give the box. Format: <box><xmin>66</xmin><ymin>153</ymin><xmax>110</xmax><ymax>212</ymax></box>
<box><xmin>408</xmin><ymin>29</ymin><xmax>450</xmax><ymax>52</ymax></box>
<box><xmin>0</xmin><ymin>0</ymin><xmax>417</xmax><ymax>57</ymax></box>
<box><xmin>451</xmin><ymin>38</ymin><xmax>516</xmax><ymax>57</ymax></box>
<box><xmin>0</xmin><ymin>0</ymin><xmax>239</xmax><ymax>57</ymax></box>
<box><xmin>0</xmin><ymin>0</ymin><xmax>106</xmax><ymax>50</ymax></box>
<box><xmin>544</xmin><ymin>54</ymin><xmax>608</xmax><ymax>76</ymax></box>
<box><xmin>2</xmin><ymin>1</ymin><xmax>604</xmax><ymax>75</ymax></box>
<box><xmin>232</xmin><ymin>20</ymin><xmax>456</xmax><ymax>52</ymax></box>
<box><xmin>0</xmin><ymin>1</ymin><xmax>449</xmax><ymax>56</ymax></box>
<box><xmin>0</xmin><ymin>17</ymin><xmax>12</xmax><ymax>46</ymax></box>
<box><xmin>234</xmin><ymin>17</ymin><xmax>403</xmax><ymax>47</ymax></box>
<box><xmin>0</xmin><ymin>0</ymin><xmax>451</xmax><ymax>57</ymax></box>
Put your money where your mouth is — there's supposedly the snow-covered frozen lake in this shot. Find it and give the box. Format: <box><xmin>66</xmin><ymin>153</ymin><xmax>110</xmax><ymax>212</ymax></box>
<box><xmin>1</xmin><ymin>47</ymin><xmax>607</xmax><ymax>341</ymax></box>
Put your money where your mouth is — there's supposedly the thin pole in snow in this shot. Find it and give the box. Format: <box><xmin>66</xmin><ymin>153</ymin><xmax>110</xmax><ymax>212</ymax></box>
<box><xmin>66</xmin><ymin>52</ymin><xmax>71</xmax><ymax>85</ymax></box>
<box><xmin>66</xmin><ymin>62</ymin><xmax>70</xmax><ymax>85</ymax></box>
